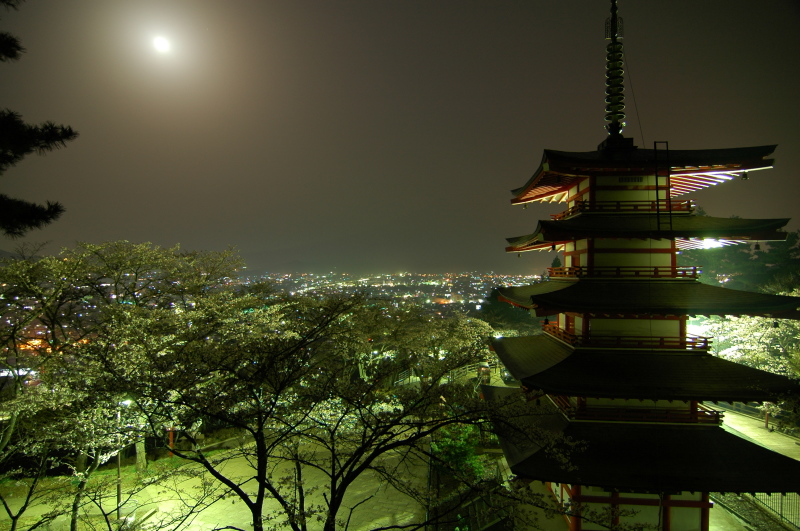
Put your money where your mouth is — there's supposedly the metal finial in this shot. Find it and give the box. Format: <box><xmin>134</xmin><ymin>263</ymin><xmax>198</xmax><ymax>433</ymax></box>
<box><xmin>604</xmin><ymin>0</ymin><xmax>625</xmax><ymax>136</ymax></box>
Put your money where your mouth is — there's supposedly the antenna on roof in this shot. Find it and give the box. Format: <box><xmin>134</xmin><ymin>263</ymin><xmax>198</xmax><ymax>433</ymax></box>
<box><xmin>604</xmin><ymin>0</ymin><xmax>626</xmax><ymax>138</ymax></box>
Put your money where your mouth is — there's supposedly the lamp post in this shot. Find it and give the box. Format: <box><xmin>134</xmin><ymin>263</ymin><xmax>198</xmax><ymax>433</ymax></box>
<box><xmin>117</xmin><ymin>400</ymin><xmax>132</xmax><ymax>522</ymax></box>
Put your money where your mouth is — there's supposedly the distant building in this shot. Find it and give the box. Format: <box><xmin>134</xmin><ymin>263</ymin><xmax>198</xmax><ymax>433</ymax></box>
<box><xmin>489</xmin><ymin>1</ymin><xmax>800</xmax><ymax>530</ymax></box>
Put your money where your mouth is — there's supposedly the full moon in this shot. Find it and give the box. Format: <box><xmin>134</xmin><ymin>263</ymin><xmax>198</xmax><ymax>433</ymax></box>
<box><xmin>153</xmin><ymin>36</ymin><xmax>171</xmax><ymax>53</ymax></box>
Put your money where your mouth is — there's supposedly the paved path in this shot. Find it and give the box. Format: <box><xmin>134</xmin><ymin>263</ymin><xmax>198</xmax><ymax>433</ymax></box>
<box><xmin>139</xmin><ymin>448</ymin><xmax>429</xmax><ymax>531</ymax></box>
<box><xmin>137</xmin><ymin>405</ymin><xmax>800</xmax><ymax>531</ymax></box>
<box><xmin>721</xmin><ymin>407</ymin><xmax>800</xmax><ymax>461</ymax></box>
<box><xmin>7</xmin><ymin>406</ymin><xmax>797</xmax><ymax>531</ymax></box>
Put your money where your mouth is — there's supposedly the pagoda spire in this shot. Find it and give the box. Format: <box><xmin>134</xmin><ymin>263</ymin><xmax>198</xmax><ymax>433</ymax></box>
<box><xmin>604</xmin><ymin>0</ymin><xmax>626</xmax><ymax>137</ymax></box>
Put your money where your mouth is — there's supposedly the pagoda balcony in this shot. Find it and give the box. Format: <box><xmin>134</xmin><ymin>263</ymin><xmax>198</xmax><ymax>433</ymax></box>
<box><xmin>542</xmin><ymin>323</ymin><xmax>711</xmax><ymax>350</ymax></box>
<box><xmin>547</xmin><ymin>265</ymin><xmax>700</xmax><ymax>279</ymax></box>
<box><xmin>549</xmin><ymin>395</ymin><xmax>723</xmax><ymax>425</ymax></box>
<box><xmin>551</xmin><ymin>199</ymin><xmax>695</xmax><ymax>220</ymax></box>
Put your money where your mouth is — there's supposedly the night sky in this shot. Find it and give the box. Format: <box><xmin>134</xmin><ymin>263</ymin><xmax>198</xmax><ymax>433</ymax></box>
<box><xmin>2</xmin><ymin>1</ymin><xmax>798</xmax><ymax>275</ymax></box>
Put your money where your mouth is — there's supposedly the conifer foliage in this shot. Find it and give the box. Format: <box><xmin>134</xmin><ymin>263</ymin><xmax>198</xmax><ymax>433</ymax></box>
<box><xmin>0</xmin><ymin>0</ymin><xmax>77</xmax><ymax>237</ymax></box>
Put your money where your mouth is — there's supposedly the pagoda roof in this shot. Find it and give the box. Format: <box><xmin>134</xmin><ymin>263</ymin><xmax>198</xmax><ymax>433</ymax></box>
<box><xmin>492</xmin><ymin>335</ymin><xmax>800</xmax><ymax>402</ymax></box>
<box><xmin>507</xmin><ymin>419</ymin><xmax>800</xmax><ymax>494</ymax></box>
<box><xmin>512</xmin><ymin>144</ymin><xmax>776</xmax><ymax>204</ymax></box>
<box><xmin>482</xmin><ymin>386</ymin><xmax>800</xmax><ymax>493</ymax></box>
<box><xmin>497</xmin><ymin>279</ymin><xmax>800</xmax><ymax>318</ymax></box>
<box><xmin>506</xmin><ymin>215</ymin><xmax>789</xmax><ymax>252</ymax></box>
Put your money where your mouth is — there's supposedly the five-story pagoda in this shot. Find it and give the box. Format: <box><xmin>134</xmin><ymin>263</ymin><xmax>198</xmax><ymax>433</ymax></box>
<box><xmin>490</xmin><ymin>2</ymin><xmax>800</xmax><ymax>530</ymax></box>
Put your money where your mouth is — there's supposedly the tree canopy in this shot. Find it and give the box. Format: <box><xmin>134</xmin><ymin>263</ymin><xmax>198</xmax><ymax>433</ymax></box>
<box><xmin>1</xmin><ymin>241</ymin><xmax>582</xmax><ymax>531</ymax></box>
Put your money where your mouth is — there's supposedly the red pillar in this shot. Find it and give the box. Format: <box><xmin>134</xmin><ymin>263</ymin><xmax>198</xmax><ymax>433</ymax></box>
<box><xmin>700</xmin><ymin>493</ymin><xmax>710</xmax><ymax>531</ymax></box>
<box><xmin>570</xmin><ymin>484</ymin><xmax>582</xmax><ymax>531</ymax></box>
<box><xmin>662</xmin><ymin>494</ymin><xmax>671</xmax><ymax>530</ymax></box>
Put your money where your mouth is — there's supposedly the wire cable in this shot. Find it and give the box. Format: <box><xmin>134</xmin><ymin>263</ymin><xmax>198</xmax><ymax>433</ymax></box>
<box><xmin>624</xmin><ymin>54</ymin><xmax>646</xmax><ymax>147</ymax></box>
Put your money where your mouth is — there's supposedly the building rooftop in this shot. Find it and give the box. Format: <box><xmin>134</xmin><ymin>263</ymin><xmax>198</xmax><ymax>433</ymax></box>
<box><xmin>483</xmin><ymin>385</ymin><xmax>800</xmax><ymax>494</ymax></box>
<box><xmin>492</xmin><ymin>334</ymin><xmax>800</xmax><ymax>402</ymax></box>
<box><xmin>511</xmin><ymin>144</ymin><xmax>776</xmax><ymax>204</ymax></box>
<box><xmin>506</xmin><ymin>215</ymin><xmax>790</xmax><ymax>252</ymax></box>
<box><xmin>497</xmin><ymin>279</ymin><xmax>800</xmax><ymax>318</ymax></box>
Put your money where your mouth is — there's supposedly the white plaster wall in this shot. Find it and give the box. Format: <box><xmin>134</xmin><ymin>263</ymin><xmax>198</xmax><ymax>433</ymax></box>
<box><xmin>589</xmin><ymin>318</ymin><xmax>680</xmax><ymax>337</ymax></box>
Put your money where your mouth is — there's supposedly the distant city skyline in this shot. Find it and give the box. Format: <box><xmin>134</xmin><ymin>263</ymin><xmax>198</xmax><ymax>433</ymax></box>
<box><xmin>2</xmin><ymin>1</ymin><xmax>798</xmax><ymax>275</ymax></box>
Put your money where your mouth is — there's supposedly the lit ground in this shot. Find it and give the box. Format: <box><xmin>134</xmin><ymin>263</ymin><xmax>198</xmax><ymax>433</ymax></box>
<box><xmin>3</xmin><ymin>408</ymin><xmax>797</xmax><ymax>530</ymax></box>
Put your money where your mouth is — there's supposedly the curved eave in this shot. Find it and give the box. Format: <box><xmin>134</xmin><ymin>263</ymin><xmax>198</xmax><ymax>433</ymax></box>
<box><xmin>535</xmin><ymin>216</ymin><xmax>789</xmax><ymax>243</ymax></box>
<box><xmin>510</xmin><ymin>145</ymin><xmax>776</xmax><ymax>204</ymax></box>
<box><xmin>507</xmin><ymin>422</ymin><xmax>800</xmax><ymax>494</ymax></box>
<box><xmin>510</xmin><ymin>239</ymin><xmax>749</xmax><ymax>253</ymax></box>
<box><xmin>493</xmin><ymin>335</ymin><xmax>800</xmax><ymax>402</ymax></box>
<box><xmin>510</xmin><ymin>172</ymin><xmax>578</xmax><ymax>205</ymax></box>
<box><xmin>505</xmin><ymin>216</ymin><xmax>789</xmax><ymax>253</ymax></box>
<box><xmin>497</xmin><ymin>280</ymin><xmax>800</xmax><ymax>318</ymax></box>
<box><xmin>670</xmin><ymin>173</ymin><xmax>735</xmax><ymax>196</ymax></box>
<box><xmin>670</xmin><ymin>162</ymin><xmax>773</xmax><ymax>197</ymax></box>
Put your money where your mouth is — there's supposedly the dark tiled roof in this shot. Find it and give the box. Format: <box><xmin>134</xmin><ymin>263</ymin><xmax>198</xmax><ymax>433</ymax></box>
<box><xmin>506</xmin><ymin>216</ymin><xmax>789</xmax><ymax>249</ymax></box>
<box><xmin>480</xmin><ymin>385</ymin><xmax>569</xmax><ymax>468</ymax></box>
<box><xmin>508</xmin><ymin>422</ymin><xmax>800</xmax><ymax>493</ymax></box>
<box><xmin>492</xmin><ymin>335</ymin><xmax>570</xmax><ymax>380</ymax></box>
<box><xmin>543</xmin><ymin>145</ymin><xmax>776</xmax><ymax>168</ymax></box>
<box><xmin>492</xmin><ymin>335</ymin><xmax>800</xmax><ymax>401</ymax></box>
<box><xmin>497</xmin><ymin>280</ymin><xmax>800</xmax><ymax>318</ymax></box>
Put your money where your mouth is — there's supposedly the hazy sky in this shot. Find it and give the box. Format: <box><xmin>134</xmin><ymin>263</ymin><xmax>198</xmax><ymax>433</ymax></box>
<box><xmin>2</xmin><ymin>1</ymin><xmax>798</xmax><ymax>275</ymax></box>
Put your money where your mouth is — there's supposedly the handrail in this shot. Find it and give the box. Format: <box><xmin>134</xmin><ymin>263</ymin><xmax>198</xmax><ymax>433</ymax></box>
<box><xmin>547</xmin><ymin>266</ymin><xmax>700</xmax><ymax>279</ymax></box>
<box><xmin>551</xmin><ymin>199</ymin><xmax>695</xmax><ymax>220</ymax></box>
<box><xmin>542</xmin><ymin>324</ymin><xmax>711</xmax><ymax>350</ymax></box>
<box><xmin>550</xmin><ymin>395</ymin><xmax>722</xmax><ymax>424</ymax></box>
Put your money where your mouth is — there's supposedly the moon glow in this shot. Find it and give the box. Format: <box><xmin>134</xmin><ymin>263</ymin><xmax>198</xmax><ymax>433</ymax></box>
<box><xmin>153</xmin><ymin>36</ymin><xmax>171</xmax><ymax>53</ymax></box>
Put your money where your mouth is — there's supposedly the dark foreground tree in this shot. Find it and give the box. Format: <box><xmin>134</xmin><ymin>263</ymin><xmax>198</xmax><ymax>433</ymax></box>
<box><xmin>1</xmin><ymin>0</ymin><xmax>78</xmax><ymax>237</ymax></box>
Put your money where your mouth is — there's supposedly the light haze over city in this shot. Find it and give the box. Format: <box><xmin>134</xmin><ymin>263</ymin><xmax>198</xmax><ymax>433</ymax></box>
<box><xmin>2</xmin><ymin>1</ymin><xmax>798</xmax><ymax>274</ymax></box>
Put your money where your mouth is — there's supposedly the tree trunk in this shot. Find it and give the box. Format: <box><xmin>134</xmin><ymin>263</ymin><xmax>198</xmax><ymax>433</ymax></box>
<box><xmin>252</xmin><ymin>508</ymin><xmax>264</xmax><ymax>531</ymax></box>
<box><xmin>135</xmin><ymin>439</ymin><xmax>147</xmax><ymax>474</ymax></box>
<box><xmin>71</xmin><ymin>450</ymin><xmax>100</xmax><ymax>531</ymax></box>
<box><xmin>70</xmin><ymin>478</ymin><xmax>87</xmax><ymax>531</ymax></box>
<box><xmin>70</xmin><ymin>452</ymin><xmax>88</xmax><ymax>531</ymax></box>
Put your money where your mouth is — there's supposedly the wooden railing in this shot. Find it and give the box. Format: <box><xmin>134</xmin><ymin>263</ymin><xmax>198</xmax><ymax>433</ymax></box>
<box><xmin>542</xmin><ymin>324</ymin><xmax>711</xmax><ymax>350</ymax></box>
<box><xmin>547</xmin><ymin>266</ymin><xmax>700</xmax><ymax>279</ymax></box>
<box><xmin>542</xmin><ymin>324</ymin><xmax>579</xmax><ymax>345</ymax></box>
<box><xmin>550</xmin><ymin>395</ymin><xmax>722</xmax><ymax>424</ymax></box>
<box><xmin>551</xmin><ymin>199</ymin><xmax>695</xmax><ymax>220</ymax></box>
